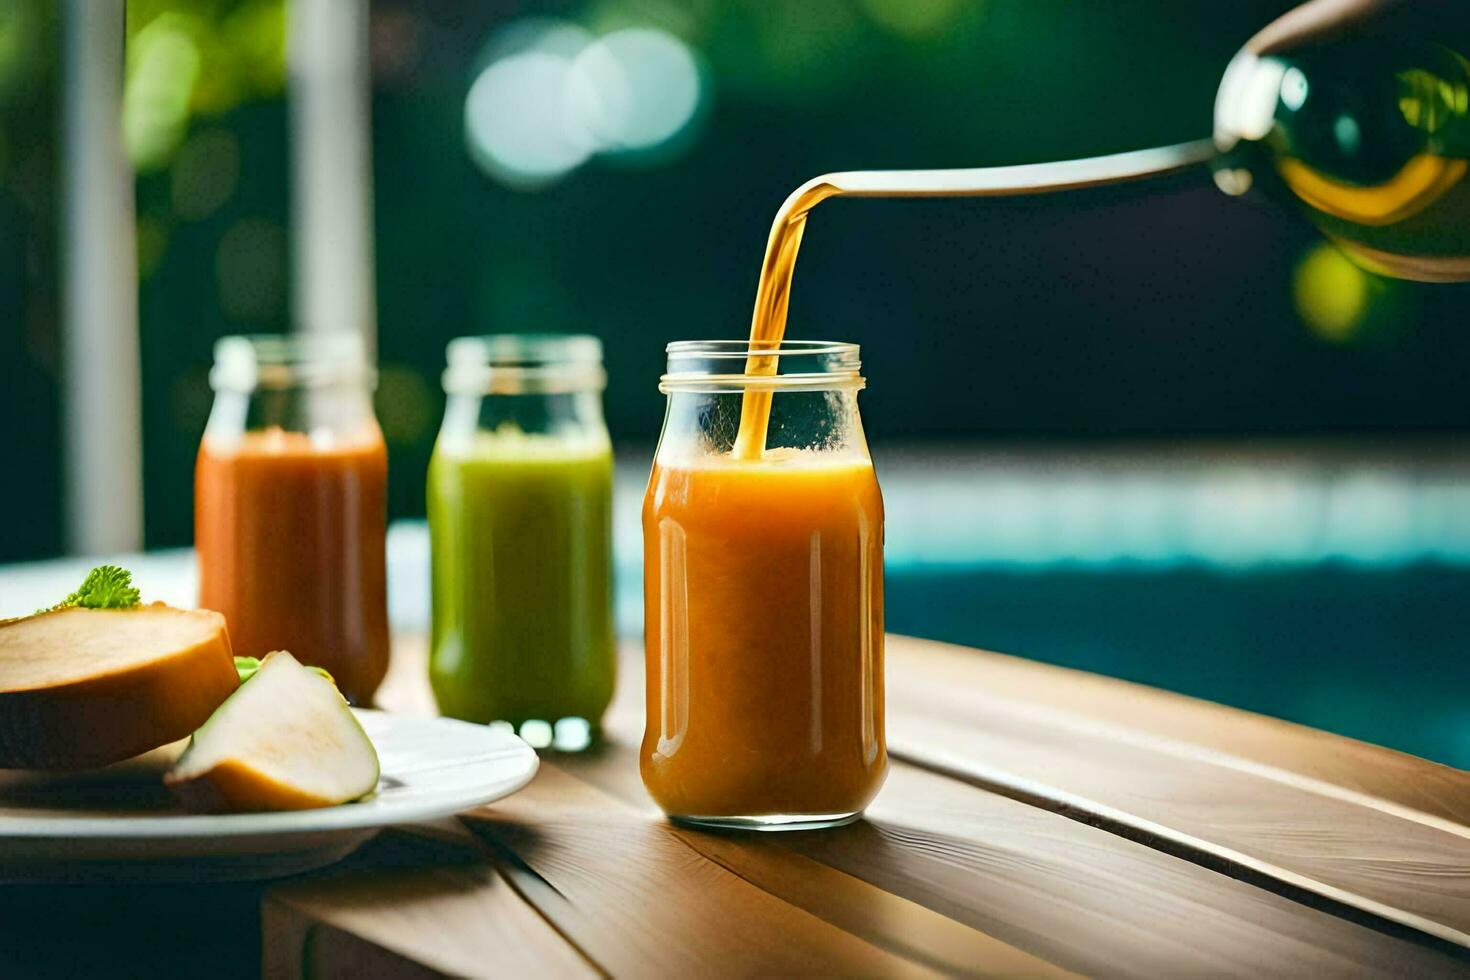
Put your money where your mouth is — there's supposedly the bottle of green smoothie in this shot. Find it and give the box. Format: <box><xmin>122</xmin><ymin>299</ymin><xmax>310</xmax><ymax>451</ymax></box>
<box><xmin>428</xmin><ymin>335</ymin><xmax>615</xmax><ymax>749</ymax></box>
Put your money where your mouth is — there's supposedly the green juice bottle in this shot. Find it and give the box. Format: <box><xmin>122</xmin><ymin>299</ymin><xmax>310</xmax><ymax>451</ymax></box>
<box><xmin>428</xmin><ymin>336</ymin><xmax>615</xmax><ymax>747</ymax></box>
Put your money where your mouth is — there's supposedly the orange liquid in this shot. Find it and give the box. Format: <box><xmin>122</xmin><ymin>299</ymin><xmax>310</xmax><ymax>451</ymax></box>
<box><xmin>641</xmin><ymin>451</ymin><xmax>886</xmax><ymax>820</ymax></box>
<box><xmin>731</xmin><ymin>145</ymin><xmax>1214</xmax><ymax>457</ymax></box>
<box><xmin>196</xmin><ymin>428</ymin><xmax>389</xmax><ymax>704</ymax></box>
<box><xmin>731</xmin><ymin>180</ymin><xmax>838</xmax><ymax>459</ymax></box>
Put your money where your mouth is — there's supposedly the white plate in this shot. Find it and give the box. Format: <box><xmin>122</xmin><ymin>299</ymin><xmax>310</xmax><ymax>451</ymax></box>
<box><xmin>0</xmin><ymin>710</ymin><xmax>538</xmax><ymax>882</ymax></box>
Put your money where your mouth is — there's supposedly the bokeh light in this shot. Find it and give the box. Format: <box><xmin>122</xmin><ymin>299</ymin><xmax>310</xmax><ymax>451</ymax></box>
<box><xmin>170</xmin><ymin>128</ymin><xmax>240</xmax><ymax>220</ymax></box>
<box><xmin>568</xmin><ymin>28</ymin><xmax>702</xmax><ymax>156</ymax></box>
<box><xmin>464</xmin><ymin>19</ymin><xmax>704</xmax><ymax>189</ymax></box>
<box><xmin>135</xmin><ymin>215</ymin><xmax>170</xmax><ymax>278</ymax></box>
<box><xmin>222</xmin><ymin>0</ymin><xmax>287</xmax><ymax>95</ymax></box>
<box><xmin>375</xmin><ymin>363</ymin><xmax>436</xmax><ymax>446</ymax></box>
<box><xmin>1293</xmin><ymin>242</ymin><xmax>1377</xmax><ymax>343</ymax></box>
<box><xmin>124</xmin><ymin>1</ymin><xmax>286</xmax><ymax>173</ymax></box>
<box><xmin>465</xmin><ymin>45</ymin><xmax>596</xmax><ymax>189</ymax></box>
<box><xmin>124</xmin><ymin>14</ymin><xmax>202</xmax><ymax>172</ymax></box>
<box><xmin>0</xmin><ymin>1</ymin><xmax>42</xmax><ymax>104</ymax></box>
<box><xmin>215</xmin><ymin>216</ymin><xmax>286</xmax><ymax>321</ymax></box>
<box><xmin>858</xmin><ymin>0</ymin><xmax>968</xmax><ymax>39</ymax></box>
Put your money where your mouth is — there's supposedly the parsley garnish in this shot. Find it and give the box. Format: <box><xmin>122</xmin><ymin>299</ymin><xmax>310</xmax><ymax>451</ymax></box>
<box><xmin>54</xmin><ymin>565</ymin><xmax>142</xmax><ymax>611</ymax></box>
<box><xmin>236</xmin><ymin>655</ymin><xmax>335</xmax><ymax>685</ymax></box>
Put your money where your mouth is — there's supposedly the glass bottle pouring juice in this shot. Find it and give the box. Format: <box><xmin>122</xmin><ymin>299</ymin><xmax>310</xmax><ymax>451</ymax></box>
<box><xmin>719</xmin><ymin>2</ymin><xmax>1470</xmax><ymax>312</ymax></box>
<box><xmin>428</xmin><ymin>335</ymin><xmax>615</xmax><ymax>746</ymax></box>
<box><xmin>641</xmin><ymin>340</ymin><xmax>886</xmax><ymax>829</ymax></box>
<box><xmin>195</xmin><ymin>333</ymin><xmax>389</xmax><ymax>705</ymax></box>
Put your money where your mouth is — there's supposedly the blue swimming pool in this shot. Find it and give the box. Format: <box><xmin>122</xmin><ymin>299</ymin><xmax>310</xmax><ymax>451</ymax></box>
<box><xmin>884</xmin><ymin>563</ymin><xmax>1470</xmax><ymax>769</ymax></box>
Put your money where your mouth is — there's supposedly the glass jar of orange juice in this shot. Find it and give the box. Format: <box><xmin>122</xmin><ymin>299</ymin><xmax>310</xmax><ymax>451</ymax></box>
<box><xmin>641</xmin><ymin>340</ymin><xmax>886</xmax><ymax>830</ymax></box>
<box><xmin>195</xmin><ymin>333</ymin><xmax>389</xmax><ymax>705</ymax></box>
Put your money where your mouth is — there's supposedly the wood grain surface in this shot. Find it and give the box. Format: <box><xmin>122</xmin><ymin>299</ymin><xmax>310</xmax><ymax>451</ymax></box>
<box><xmin>561</xmin><ymin>716</ymin><xmax>1466</xmax><ymax>977</ymax></box>
<box><xmin>882</xmin><ymin>635</ymin><xmax>1470</xmax><ymax>947</ymax></box>
<box><xmin>462</xmin><ymin>764</ymin><xmax>942</xmax><ymax>977</ymax></box>
<box><xmin>264</xmin><ymin>830</ymin><xmax>593</xmax><ymax>979</ymax></box>
<box><xmin>279</xmin><ymin>632</ymin><xmax>1470</xmax><ymax>976</ymax></box>
<box><xmin>886</xmin><ymin>633</ymin><xmax>1470</xmax><ymax>828</ymax></box>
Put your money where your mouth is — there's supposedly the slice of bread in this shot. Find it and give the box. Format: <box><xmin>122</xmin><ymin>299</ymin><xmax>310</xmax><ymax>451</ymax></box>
<box><xmin>0</xmin><ymin>604</ymin><xmax>239</xmax><ymax>769</ymax></box>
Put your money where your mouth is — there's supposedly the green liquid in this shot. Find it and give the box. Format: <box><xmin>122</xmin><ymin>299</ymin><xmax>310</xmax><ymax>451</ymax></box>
<box><xmin>428</xmin><ymin>429</ymin><xmax>616</xmax><ymax>730</ymax></box>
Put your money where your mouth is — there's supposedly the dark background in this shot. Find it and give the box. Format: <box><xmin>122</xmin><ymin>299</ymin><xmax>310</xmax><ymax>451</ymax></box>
<box><xmin>2</xmin><ymin>0</ymin><xmax>1468</xmax><ymax>560</ymax></box>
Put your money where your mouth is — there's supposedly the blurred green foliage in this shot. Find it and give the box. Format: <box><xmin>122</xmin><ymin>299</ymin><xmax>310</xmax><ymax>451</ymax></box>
<box><xmin>2</xmin><ymin>0</ymin><xmax>1469</xmax><ymax>560</ymax></box>
<box><xmin>0</xmin><ymin>0</ymin><xmax>59</xmax><ymax>561</ymax></box>
<box><xmin>124</xmin><ymin>0</ymin><xmax>285</xmax><ymax>171</ymax></box>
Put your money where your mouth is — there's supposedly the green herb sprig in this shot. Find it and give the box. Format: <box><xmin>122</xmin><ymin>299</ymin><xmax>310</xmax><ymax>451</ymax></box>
<box><xmin>42</xmin><ymin>565</ymin><xmax>142</xmax><ymax>614</ymax></box>
<box><xmin>235</xmin><ymin>655</ymin><xmax>335</xmax><ymax>685</ymax></box>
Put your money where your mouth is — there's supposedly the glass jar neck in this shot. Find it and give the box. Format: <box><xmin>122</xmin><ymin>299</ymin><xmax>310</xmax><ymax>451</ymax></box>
<box><xmin>441</xmin><ymin>389</ymin><xmax>607</xmax><ymax>440</ymax></box>
<box><xmin>205</xmin><ymin>384</ymin><xmax>380</xmax><ymax>445</ymax></box>
<box><xmin>657</xmin><ymin>387</ymin><xmax>868</xmax><ymax>462</ymax></box>
<box><xmin>653</xmin><ymin>339</ymin><xmax>869</xmax><ymax>462</ymax></box>
<box><xmin>205</xmin><ymin>334</ymin><xmax>379</xmax><ymax>445</ymax></box>
<box><xmin>660</xmin><ymin>339</ymin><xmax>863</xmax><ymax>394</ymax></box>
<box><xmin>437</xmin><ymin>334</ymin><xmax>609</xmax><ymax>451</ymax></box>
<box><xmin>209</xmin><ymin>333</ymin><xmax>374</xmax><ymax>392</ymax></box>
<box><xmin>443</xmin><ymin>334</ymin><xmax>606</xmax><ymax>397</ymax></box>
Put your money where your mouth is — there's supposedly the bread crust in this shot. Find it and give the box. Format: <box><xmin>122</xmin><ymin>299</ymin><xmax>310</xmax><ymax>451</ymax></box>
<box><xmin>0</xmin><ymin>607</ymin><xmax>239</xmax><ymax>769</ymax></box>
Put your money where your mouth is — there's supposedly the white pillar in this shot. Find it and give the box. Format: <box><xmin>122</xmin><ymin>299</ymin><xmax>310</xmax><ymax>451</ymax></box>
<box><xmin>289</xmin><ymin>0</ymin><xmax>377</xmax><ymax>355</ymax></box>
<box><xmin>61</xmin><ymin>0</ymin><xmax>143</xmax><ymax>554</ymax></box>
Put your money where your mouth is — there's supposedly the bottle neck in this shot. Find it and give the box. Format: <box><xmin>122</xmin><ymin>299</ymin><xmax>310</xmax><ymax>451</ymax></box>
<box><xmin>657</xmin><ymin>386</ymin><xmax>868</xmax><ymax>464</ymax></box>
<box><xmin>438</xmin><ymin>389</ymin><xmax>609</xmax><ymax>453</ymax></box>
<box><xmin>205</xmin><ymin>382</ymin><xmax>381</xmax><ymax>447</ymax></box>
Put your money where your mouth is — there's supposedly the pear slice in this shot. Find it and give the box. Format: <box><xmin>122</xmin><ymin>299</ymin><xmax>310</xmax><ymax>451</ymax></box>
<box><xmin>0</xmin><ymin>605</ymin><xmax>238</xmax><ymax>770</ymax></box>
<box><xmin>164</xmin><ymin>651</ymin><xmax>380</xmax><ymax>813</ymax></box>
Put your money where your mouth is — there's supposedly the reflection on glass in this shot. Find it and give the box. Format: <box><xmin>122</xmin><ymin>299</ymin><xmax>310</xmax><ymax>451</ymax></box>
<box><xmin>1214</xmin><ymin>4</ymin><xmax>1470</xmax><ymax>281</ymax></box>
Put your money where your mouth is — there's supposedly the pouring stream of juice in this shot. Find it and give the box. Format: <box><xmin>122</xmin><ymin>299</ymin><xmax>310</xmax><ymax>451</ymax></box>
<box><xmin>731</xmin><ymin>140</ymin><xmax>1216</xmax><ymax>459</ymax></box>
<box><xmin>733</xmin><ymin>0</ymin><xmax>1470</xmax><ymax>457</ymax></box>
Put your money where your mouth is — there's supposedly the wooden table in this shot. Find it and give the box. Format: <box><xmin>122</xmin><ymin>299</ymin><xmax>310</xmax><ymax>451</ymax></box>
<box><xmin>257</xmin><ymin>634</ymin><xmax>1469</xmax><ymax>977</ymax></box>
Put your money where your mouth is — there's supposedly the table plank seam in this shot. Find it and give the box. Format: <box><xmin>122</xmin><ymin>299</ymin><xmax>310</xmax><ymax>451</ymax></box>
<box><xmin>889</xmin><ymin>634</ymin><xmax>1470</xmax><ymax>826</ymax></box>
<box><xmin>460</xmin><ymin>764</ymin><xmax>947</xmax><ymax>977</ymax></box>
<box><xmin>894</xmin><ymin>679</ymin><xmax>1470</xmax><ymax>841</ymax></box>
<box><xmin>465</xmin><ymin>824</ymin><xmax>572</xmax><ymax>901</ymax></box>
<box><xmin>891</xmin><ymin>741</ymin><xmax>1470</xmax><ymax>961</ymax></box>
<box><xmin>262</xmin><ymin>822</ymin><xmax>606</xmax><ymax>978</ymax></box>
<box><xmin>673</xmin><ymin>827</ymin><xmax>1068</xmax><ymax>979</ymax></box>
<box><xmin>447</xmin><ymin>821</ymin><xmax>612</xmax><ymax>978</ymax></box>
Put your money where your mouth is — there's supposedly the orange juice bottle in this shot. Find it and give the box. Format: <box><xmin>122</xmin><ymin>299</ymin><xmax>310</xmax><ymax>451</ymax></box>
<box><xmin>641</xmin><ymin>340</ymin><xmax>886</xmax><ymax>830</ymax></box>
<box><xmin>195</xmin><ymin>334</ymin><xmax>389</xmax><ymax>705</ymax></box>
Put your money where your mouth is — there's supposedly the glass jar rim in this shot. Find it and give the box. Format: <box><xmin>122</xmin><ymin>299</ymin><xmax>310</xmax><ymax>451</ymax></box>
<box><xmin>660</xmin><ymin>339</ymin><xmax>864</xmax><ymax>393</ymax></box>
<box><xmin>209</xmin><ymin>332</ymin><xmax>375</xmax><ymax>392</ymax></box>
<box><xmin>443</xmin><ymin>333</ymin><xmax>606</xmax><ymax>395</ymax></box>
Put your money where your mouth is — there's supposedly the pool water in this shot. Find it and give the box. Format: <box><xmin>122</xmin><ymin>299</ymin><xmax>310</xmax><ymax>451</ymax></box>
<box><xmin>885</xmin><ymin>563</ymin><xmax>1470</xmax><ymax>769</ymax></box>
